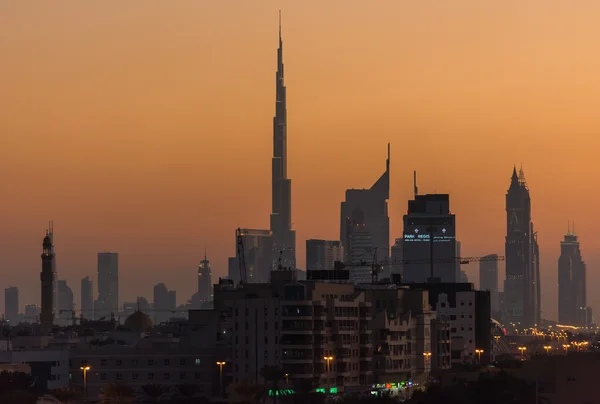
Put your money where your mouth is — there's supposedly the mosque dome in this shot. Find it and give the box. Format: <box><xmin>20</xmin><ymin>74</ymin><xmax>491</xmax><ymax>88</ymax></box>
<box><xmin>124</xmin><ymin>311</ymin><xmax>154</xmax><ymax>331</ymax></box>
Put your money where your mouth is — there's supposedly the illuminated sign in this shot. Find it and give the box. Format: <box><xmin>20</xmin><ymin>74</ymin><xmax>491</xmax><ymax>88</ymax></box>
<box><xmin>371</xmin><ymin>381</ymin><xmax>412</xmax><ymax>390</ymax></box>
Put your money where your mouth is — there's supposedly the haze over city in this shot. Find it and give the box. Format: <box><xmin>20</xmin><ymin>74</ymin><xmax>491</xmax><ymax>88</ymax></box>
<box><xmin>2</xmin><ymin>1</ymin><xmax>600</xmax><ymax>321</ymax></box>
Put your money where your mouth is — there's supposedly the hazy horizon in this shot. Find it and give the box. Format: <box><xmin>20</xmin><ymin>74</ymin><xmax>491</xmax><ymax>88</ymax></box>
<box><xmin>2</xmin><ymin>1</ymin><xmax>600</xmax><ymax>321</ymax></box>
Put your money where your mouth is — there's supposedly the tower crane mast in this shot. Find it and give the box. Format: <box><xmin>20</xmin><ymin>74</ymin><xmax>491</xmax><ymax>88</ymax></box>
<box><xmin>236</xmin><ymin>228</ymin><xmax>248</xmax><ymax>286</ymax></box>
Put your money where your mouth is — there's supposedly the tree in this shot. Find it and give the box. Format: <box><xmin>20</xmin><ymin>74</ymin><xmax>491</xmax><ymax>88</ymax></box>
<box><xmin>140</xmin><ymin>383</ymin><xmax>166</xmax><ymax>401</ymax></box>
<box><xmin>228</xmin><ymin>379</ymin><xmax>265</xmax><ymax>403</ymax></box>
<box><xmin>260</xmin><ymin>366</ymin><xmax>286</xmax><ymax>404</ymax></box>
<box><xmin>0</xmin><ymin>371</ymin><xmax>36</xmax><ymax>404</ymax></box>
<box><xmin>175</xmin><ymin>384</ymin><xmax>202</xmax><ymax>400</ymax></box>
<box><xmin>102</xmin><ymin>382</ymin><xmax>135</xmax><ymax>403</ymax></box>
<box><xmin>49</xmin><ymin>387</ymin><xmax>82</xmax><ymax>403</ymax></box>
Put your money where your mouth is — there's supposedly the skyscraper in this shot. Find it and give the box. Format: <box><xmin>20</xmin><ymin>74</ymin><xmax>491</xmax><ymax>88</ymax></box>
<box><xmin>270</xmin><ymin>13</ymin><xmax>296</xmax><ymax>270</ymax></box>
<box><xmin>198</xmin><ymin>252</ymin><xmax>212</xmax><ymax>302</ymax></box>
<box><xmin>4</xmin><ymin>287</ymin><xmax>18</xmax><ymax>324</ymax></box>
<box><xmin>305</xmin><ymin>240</ymin><xmax>342</xmax><ymax>271</ymax></box>
<box><xmin>81</xmin><ymin>276</ymin><xmax>94</xmax><ymax>320</ymax></box>
<box><xmin>97</xmin><ymin>252</ymin><xmax>119</xmax><ymax>318</ymax></box>
<box><xmin>402</xmin><ymin>176</ymin><xmax>456</xmax><ymax>283</ymax></box>
<box><xmin>558</xmin><ymin>225</ymin><xmax>589</xmax><ymax>326</ymax></box>
<box><xmin>40</xmin><ymin>230</ymin><xmax>55</xmax><ymax>333</ymax></box>
<box><xmin>340</xmin><ymin>145</ymin><xmax>390</xmax><ymax>265</ymax></box>
<box><xmin>504</xmin><ymin>166</ymin><xmax>540</xmax><ymax>327</ymax></box>
<box><xmin>479</xmin><ymin>255</ymin><xmax>499</xmax><ymax>314</ymax></box>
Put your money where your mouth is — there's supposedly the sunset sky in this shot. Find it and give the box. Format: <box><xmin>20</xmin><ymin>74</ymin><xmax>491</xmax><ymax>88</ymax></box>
<box><xmin>1</xmin><ymin>1</ymin><xmax>600</xmax><ymax>321</ymax></box>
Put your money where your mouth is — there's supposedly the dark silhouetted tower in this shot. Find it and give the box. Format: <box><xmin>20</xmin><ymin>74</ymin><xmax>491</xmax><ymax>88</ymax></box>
<box><xmin>270</xmin><ymin>12</ymin><xmax>296</xmax><ymax>270</ymax></box>
<box><xmin>97</xmin><ymin>252</ymin><xmax>119</xmax><ymax>318</ymax></box>
<box><xmin>504</xmin><ymin>166</ymin><xmax>540</xmax><ymax>327</ymax></box>
<box><xmin>198</xmin><ymin>252</ymin><xmax>212</xmax><ymax>302</ymax></box>
<box><xmin>40</xmin><ymin>230</ymin><xmax>55</xmax><ymax>333</ymax></box>
<box><xmin>4</xmin><ymin>287</ymin><xmax>18</xmax><ymax>324</ymax></box>
<box><xmin>81</xmin><ymin>276</ymin><xmax>94</xmax><ymax>320</ymax></box>
<box><xmin>480</xmin><ymin>254</ymin><xmax>499</xmax><ymax>314</ymax></box>
<box><xmin>558</xmin><ymin>224</ymin><xmax>588</xmax><ymax>325</ymax></box>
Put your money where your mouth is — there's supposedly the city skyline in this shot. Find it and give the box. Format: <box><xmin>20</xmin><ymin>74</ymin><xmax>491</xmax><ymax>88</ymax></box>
<box><xmin>2</xmin><ymin>2</ymin><xmax>600</xmax><ymax>321</ymax></box>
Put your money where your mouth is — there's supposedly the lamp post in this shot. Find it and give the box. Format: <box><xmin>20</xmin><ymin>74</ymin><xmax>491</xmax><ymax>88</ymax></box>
<box><xmin>423</xmin><ymin>352</ymin><xmax>432</xmax><ymax>371</ymax></box>
<box><xmin>80</xmin><ymin>366</ymin><xmax>91</xmax><ymax>401</ymax></box>
<box><xmin>544</xmin><ymin>345</ymin><xmax>551</xmax><ymax>354</ymax></box>
<box><xmin>216</xmin><ymin>361</ymin><xmax>226</xmax><ymax>399</ymax></box>
<box><xmin>323</xmin><ymin>356</ymin><xmax>333</xmax><ymax>393</ymax></box>
<box><xmin>285</xmin><ymin>373</ymin><xmax>289</xmax><ymax>385</ymax></box>
<box><xmin>563</xmin><ymin>344</ymin><xmax>570</xmax><ymax>354</ymax></box>
<box><xmin>475</xmin><ymin>349</ymin><xmax>484</xmax><ymax>364</ymax></box>
<box><xmin>518</xmin><ymin>347</ymin><xmax>527</xmax><ymax>359</ymax></box>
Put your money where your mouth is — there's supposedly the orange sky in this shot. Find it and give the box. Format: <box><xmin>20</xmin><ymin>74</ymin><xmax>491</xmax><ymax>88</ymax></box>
<box><xmin>1</xmin><ymin>1</ymin><xmax>600</xmax><ymax>321</ymax></box>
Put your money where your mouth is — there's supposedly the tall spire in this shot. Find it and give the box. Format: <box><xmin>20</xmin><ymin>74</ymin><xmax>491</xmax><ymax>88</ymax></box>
<box><xmin>270</xmin><ymin>10</ymin><xmax>296</xmax><ymax>270</ymax></box>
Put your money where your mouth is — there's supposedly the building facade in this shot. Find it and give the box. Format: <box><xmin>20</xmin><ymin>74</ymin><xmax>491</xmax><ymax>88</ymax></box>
<box><xmin>402</xmin><ymin>193</ymin><xmax>457</xmax><ymax>283</ymax></box>
<box><xmin>228</xmin><ymin>229</ymin><xmax>272</xmax><ymax>284</ymax></box>
<box><xmin>306</xmin><ymin>239</ymin><xmax>342</xmax><ymax>271</ymax></box>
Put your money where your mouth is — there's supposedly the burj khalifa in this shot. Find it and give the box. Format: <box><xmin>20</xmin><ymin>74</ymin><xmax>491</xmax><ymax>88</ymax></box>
<box><xmin>269</xmin><ymin>13</ymin><xmax>296</xmax><ymax>270</ymax></box>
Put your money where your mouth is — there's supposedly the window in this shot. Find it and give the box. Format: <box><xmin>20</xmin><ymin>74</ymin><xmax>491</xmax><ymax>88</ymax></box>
<box><xmin>116</xmin><ymin>360</ymin><xmax>122</xmax><ymax>366</ymax></box>
<box><xmin>132</xmin><ymin>359</ymin><xmax>138</xmax><ymax>365</ymax></box>
<box><xmin>101</xmin><ymin>359</ymin><xmax>107</xmax><ymax>367</ymax></box>
<box><xmin>180</xmin><ymin>359</ymin><xmax>186</xmax><ymax>366</ymax></box>
<box><xmin>148</xmin><ymin>360</ymin><xmax>154</xmax><ymax>366</ymax></box>
<box><xmin>116</xmin><ymin>373</ymin><xmax>122</xmax><ymax>380</ymax></box>
<box><xmin>100</xmin><ymin>373</ymin><xmax>107</xmax><ymax>381</ymax></box>
<box><xmin>164</xmin><ymin>372</ymin><xmax>171</xmax><ymax>380</ymax></box>
<box><xmin>132</xmin><ymin>373</ymin><xmax>139</xmax><ymax>380</ymax></box>
<box><xmin>148</xmin><ymin>373</ymin><xmax>154</xmax><ymax>380</ymax></box>
<box><xmin>195</xmin><ymin>372</ymin><xmax>202</xmax><ymax>380</ymax></box>
<box><xmin>180</xmin><ymin>372</ymin><xmax>186</xmax><ymax>380</ymax></box>
<box><xmin>195</xmin><ymin>359</ymin><xmax>201</xmax><ymax>366</ymax></box>
<box><xmin>164</xmin><ymin>359</ymin><xmax>170</xmax><ymax>366</ymax></box>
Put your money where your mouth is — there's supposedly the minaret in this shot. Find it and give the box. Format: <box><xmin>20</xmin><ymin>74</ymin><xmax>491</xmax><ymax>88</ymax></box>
<box><xmin>40</xmin><ymin>229</ymin><xmax>55</xmax><ymax>333</ymax></box>
<box><xmin>198</xmin><ymin>249</ymin><xmax>212</xmax><ymax>302</ymax></box>
<box><xmin>270</xmin><ymin>11</ymin><xmax>296</xmax><ymax>270</ymax></box>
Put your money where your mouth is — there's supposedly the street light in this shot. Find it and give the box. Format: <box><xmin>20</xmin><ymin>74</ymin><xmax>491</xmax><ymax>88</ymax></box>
<box><xmin>518</xmin><ymin>347</ymin><xmax>527</xmax><ymax>359</ymax></box>
<box><xmin>475</xmin><ymin>349</ymin><xmax>484</xmax><ymax>364</ymax></box>
<box><xmin>80</xmin><ymin>366</ymin><xmax>91</xmax><ymax>401</ymax></box>
<box><xmin>544</xmin><ymin>345</ymin><xmax>551</xmax><ymax>354</ymax></box>
<box><xmin>563</xmin><ymin>344</ymin><xmax>570</xmax><ymax>353</ymax></box>
<box><xmin>216</xmin><ymin>361</ymin><xmax>226</xmax><ymax>399</ymax></box>
<box><xmin>285</xmin><ymin>373</ymin><xmax>289</xmax><ymax>385</ymax></box>
<box><xmin>323</xmin><ymin>356</ymin><xmax>333</xmax><ymax>392</ymax></box>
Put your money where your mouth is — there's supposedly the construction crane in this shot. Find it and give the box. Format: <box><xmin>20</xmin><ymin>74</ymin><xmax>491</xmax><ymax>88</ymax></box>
<box><xmin>236</xmin><ymin>228</ymin><xmax>248</xmax><ymax>286</ymax></box>
<box><xmin>334</xmin><ymin>254</ymin><xmax>505</xmax><ymax>283</ymax></box>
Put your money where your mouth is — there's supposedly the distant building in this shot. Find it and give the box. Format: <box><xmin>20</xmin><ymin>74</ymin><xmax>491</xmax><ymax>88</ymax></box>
<box><xmin>56</xmin><ymin>280</ymin><xmax>74</xmax><ymax>326</ymax></box>
<box><xmin>459</xmin><ymin>271</ymin><xmax>469</xmax><ymax>283</ymax></box>
<box><xmin>24</xmin><ymin>304</ymin><xmax>40</xmax><ymax>323</ymax></box>
<box><xmin>391</xmin><ymin>238</ymin><xmax>403</xmax><ymax>279</ymax></box>
<box><xmin>305</xmin><ymin>239</ymin><xmax>342</xmax><ymax>271</ymax></box>
<box><xmin>198</xmin><ymin>253</ymin><xmax>212</xmax><ymax>302</ymax></box>
<box><xmin>153</xmin><ymin>283</ymin><xmax>176</xmax><ymax>324</ymax></box>
<box><xmin>97</xmin><ymin>252</ymin><xmax>119</xmax><ymax>318</ymax></box>
<box><xmin>4</xmin><ymin>287</ymin><xmax>18</xmax><ymax>324</ymax></box>
<box><xmin>227</xmin><ymin>229</ymin><xmax>272</xmax><ymax>284</ymax></box>
<box><xmin>340</xmin><ymin>145</ymin><xmax>390</xmax><ymax>266</ymax></box>
<box><xmin>402</xmin><ymin>187</ymin><xmax>457</xmax><ymax>283</ymax></box>
<box><xmin>81</xmin><ymin>276</ymin><xmax>94</xmax><ymax>320</ymax></box>
<box><xmin>480</xmin><ymin>255</ymin><xmax>499</xmax><ymax>314</ymax></box>
<box><xmin>558</xmin><ymin>227</ymin><xmax>590</xmax><ymax>326</ymax></box>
